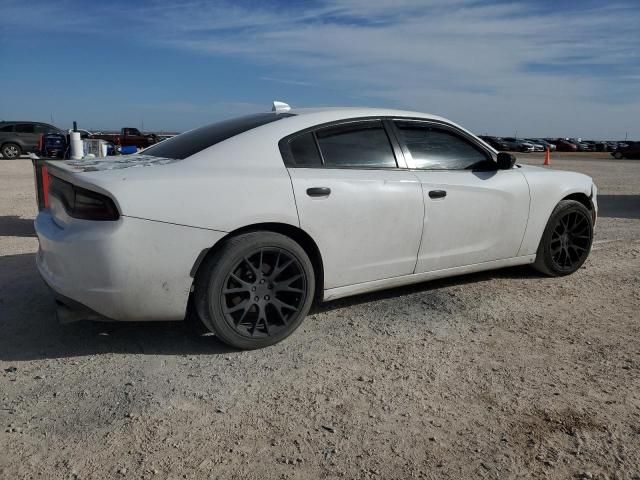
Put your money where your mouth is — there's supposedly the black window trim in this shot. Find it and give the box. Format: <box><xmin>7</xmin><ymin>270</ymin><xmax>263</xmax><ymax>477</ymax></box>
<box><xmin>279</xmin><ymin>117</ymin><xmax>408</xmax><ymax>170</ymax></box>
<box><xmin>279</xmin><ymin>116</ymin><xmax>496</xmax><ymax>171</ymax></box>
<box><xmin>389</xmin><ymin>118</ymin><xmax>496</xmax><ymax>171</ymax></box>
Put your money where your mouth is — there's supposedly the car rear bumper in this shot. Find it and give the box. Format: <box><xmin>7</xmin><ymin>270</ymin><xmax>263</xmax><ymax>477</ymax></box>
<box><xmin>35</xmin><ymin>210</ymin><xmax>226</xmax><ymax>321</ymax></box>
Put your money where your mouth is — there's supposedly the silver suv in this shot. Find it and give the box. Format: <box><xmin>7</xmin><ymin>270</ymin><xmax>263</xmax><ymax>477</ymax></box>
<box><xmin>0</xmin><ymin>121</ymin><xmax>62</xmax><ymax>159</ymax></box>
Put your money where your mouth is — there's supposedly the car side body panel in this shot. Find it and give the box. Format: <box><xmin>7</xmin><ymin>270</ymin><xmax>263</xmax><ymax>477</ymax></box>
<box><xmin>517</xmin><ymin>164</ymin><xmax>595</xmax><ymax>256</ymax></box>
<box><xmin>34</xmin><ymin>107</ymin><xmax>597</xmax><ymax>324</ymax></box>
<box><xmin>36</xmin><ymin>196</ymin><xmax>226</xmax><ymax>321</ymax></box>
<box><xmin>414</xmin><ymin>168</ymin><xmax>530</xmax><ymax>272</ymax></box>
<box><xmin>288</xmin><ymin>167</ymin><xmax>424</xmax><ymax>289</ymax></box>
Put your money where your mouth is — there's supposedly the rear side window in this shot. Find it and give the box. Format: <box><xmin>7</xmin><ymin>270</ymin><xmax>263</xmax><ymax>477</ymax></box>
<box><xmin>316</xmin><ymin>121</ymin><xmax>397</xmax><ymax>168</ymax></box>
<box><xmin>143</xmin><ymin>113</ymin><xmax>294</xmax><ymax>160</ymax></box>
<box><xmin>15</xmin><ymin>124</ymin><xmax>35</xmax><ymax>133</ymax></box>
<box><xmin>0</xmin><ymin>124</ymin><xmax>13</xmax><ymax>132</ymax></box>
<box><xmin>288</xmin><ymin>132</ymin><xmax>322</xmax><ymax>166</ymax></box>
<box><xmin>394</xmin><ymin>121</ymin><xmax>489</xmax><ymax>170</ymax></box>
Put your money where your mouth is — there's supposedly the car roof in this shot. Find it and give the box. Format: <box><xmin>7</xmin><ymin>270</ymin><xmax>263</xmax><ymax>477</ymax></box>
<box><xmin>267</xmin><ymin>106</ymin><xmax>476</xmax><ymax>140</ymax></box>
<box><xmin>288</xmin><ymin>106</ymin><xmax>450</xmax><ymax>123</ymax></box>
<box><xmin>0</xmin><ymin>121</ymin><xmax>55</xmax><ymax>125</ymax></box>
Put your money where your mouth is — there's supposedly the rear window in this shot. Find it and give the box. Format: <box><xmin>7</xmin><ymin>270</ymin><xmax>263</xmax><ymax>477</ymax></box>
<box><xmin>15</xmin><ymin>124</ymin><xmax>35</xmax><ymax>133</ymax></box>
<box><xmin>143</xmin><ymin>113</ymin><xmax>294</xmax><ymax>160</ymax></box>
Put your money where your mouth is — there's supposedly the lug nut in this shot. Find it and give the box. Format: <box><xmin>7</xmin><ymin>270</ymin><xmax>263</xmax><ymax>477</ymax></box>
<box><xmin>260</xmin><ymin>279</ymin><xmax>265</xmax><ymax>284</ymax></box>
<box><xmin>251</xmin><ymin>286</ymin><xmax>256</xmax><ymax>291</ymax></box>
<box><xmin>264</xmin><ymin>295</ymin><xmax>270</xmax><ymax>301</ymax></box>
<box><xmin>254</xmin><ymin>296</ymin><xmax>259</xmax><ymax>302</ymax></box>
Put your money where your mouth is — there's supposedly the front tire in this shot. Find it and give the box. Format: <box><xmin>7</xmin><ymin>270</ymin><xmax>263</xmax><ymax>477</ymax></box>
<box><xmin>613</xmin><ymin>151</ymin><xmax>623</xmax><ymax>159</ymax></box>
<box><xmin>533</xmin><ymin>200</ymin><xmax>593</xmax><ymax>276</ymax></box>
<box><xmin>194</xmin><ymin>232</ymin><xmax>315</xmax><ymax>349</ymax></box>
<box><xmin>1</xmin><ymin>143</ymin><xmax>21</xmax><ymax>159</ymax></box>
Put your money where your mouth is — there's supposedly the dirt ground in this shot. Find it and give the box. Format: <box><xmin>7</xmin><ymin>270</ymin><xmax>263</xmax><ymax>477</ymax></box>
<box><xmin>1</xmin><ymin>154</ymin><xmax>639</xmax><ymax>480</ymax></box>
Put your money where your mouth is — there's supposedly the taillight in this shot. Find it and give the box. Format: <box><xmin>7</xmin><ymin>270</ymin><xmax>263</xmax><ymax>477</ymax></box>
<box><xmin>49</xmin><ymin>175</ymin><xmax>119</xmax><ymax>221</ymax></box>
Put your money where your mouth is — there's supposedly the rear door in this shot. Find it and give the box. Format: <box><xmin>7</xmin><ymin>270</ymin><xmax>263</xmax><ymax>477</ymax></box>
<box><xmin>283</xmin><ymin>119</ymin><xmax>424</xmax><ymax>289</ymax></box>
<box><xmin>392</xmin><ymin>120</ymin><xmax>530</xmax><ymax>273</ymax></box>
<box><xmin>15</xmin><ymin>123</ymin><xmax>38</xmax><ymax>152</ymax></box>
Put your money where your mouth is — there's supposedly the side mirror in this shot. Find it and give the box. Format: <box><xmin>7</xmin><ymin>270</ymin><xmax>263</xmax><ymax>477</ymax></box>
<box><xmin>496</xmin><ymin>152</ymin><xmax>516</xmax><ymax>170</ymax></box>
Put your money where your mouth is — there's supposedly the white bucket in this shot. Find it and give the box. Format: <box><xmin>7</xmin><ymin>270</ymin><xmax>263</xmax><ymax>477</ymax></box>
<box><xmin>70</xmin><ymin>131</ymin><xmax>83</xmax><ymax>160</ymax></box>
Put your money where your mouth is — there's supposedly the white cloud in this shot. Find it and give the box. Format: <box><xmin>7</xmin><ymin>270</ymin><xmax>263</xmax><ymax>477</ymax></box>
<box><xmin>3</xmin><ymin>0</ymin><xmax>639</xmax><ymax>137</ymax></box>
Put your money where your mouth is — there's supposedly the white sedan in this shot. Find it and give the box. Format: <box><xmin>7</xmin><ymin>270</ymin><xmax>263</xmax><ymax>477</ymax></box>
<box><xmin>35</xmin><ymin>103</ymin><xmax>597</xmax><ymax>349</ymax></box>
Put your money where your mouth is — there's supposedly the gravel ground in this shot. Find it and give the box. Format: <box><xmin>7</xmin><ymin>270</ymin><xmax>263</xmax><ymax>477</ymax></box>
<box><xmin>1</xmin><ymin>155</ymin><xmax>639</xmax><ymax>480</ymax></box>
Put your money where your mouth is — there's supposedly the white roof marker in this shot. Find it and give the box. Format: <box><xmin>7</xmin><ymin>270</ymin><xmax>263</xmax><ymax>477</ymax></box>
<box><xmin>272</xmin><ymin>101</ymin><xmax>291</xmax><ymax>113</ymax></box>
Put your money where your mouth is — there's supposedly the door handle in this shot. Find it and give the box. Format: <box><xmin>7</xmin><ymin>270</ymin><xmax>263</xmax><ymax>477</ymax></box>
<box><xmin>428</xmin><ymin>190</ymin><xmax>447</xmax><ymax>199</ymax></box>
<box><xmin>307</xmin><ymin>187</ymin><xmax>331</xmax><ymax>197</ymax></box>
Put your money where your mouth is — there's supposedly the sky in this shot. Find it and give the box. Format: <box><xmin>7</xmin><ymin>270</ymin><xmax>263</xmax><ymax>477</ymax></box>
<box><xmin>0</xmin><ymin>0</ymin><xmax>638</xmax><ymax>139</ymax></box>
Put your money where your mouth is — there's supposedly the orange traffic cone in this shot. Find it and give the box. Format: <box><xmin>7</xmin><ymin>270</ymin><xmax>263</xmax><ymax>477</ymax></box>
<box><xmin>543</xmin><ymin>147</ymin><xmax>551</xmax><ymax>166</ymax></box>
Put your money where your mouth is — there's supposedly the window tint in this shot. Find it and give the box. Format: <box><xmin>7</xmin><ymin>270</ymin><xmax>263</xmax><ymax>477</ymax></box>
<box><xmin>288</xmin><ymin>132</ymin><xmax>322</xmax><ymax>166</ymax></box>
<box><xmin>0</xmin><ymin>124</ymin><xmax>13</xmax><ymax>132</ymax></box>
<box><xmin>316</xmin><ymin>121</ymin><xmax>397</xmax><ymax>168</ymax></box>
<box><xmin>35</xmin><ymin>124</ymin><xmax>57</xmax><ymax>134</ymax></box>
<box><xmin>143</xmin><ymin>113</ymin><xmax>294</xmax><ymax>160</ymax></box>
<box><xmin>15</xmin><ymin>124</ymin><xmax>35</xmax><ymax>134</ymax></box>
<box><xmin>395</xmin><ymin>122</ymin><xmax>489</xmax><ymax>170</ymax></box>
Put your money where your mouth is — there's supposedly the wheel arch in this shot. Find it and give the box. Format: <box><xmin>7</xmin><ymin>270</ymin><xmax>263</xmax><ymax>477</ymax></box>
<box><xmin>191</xmin><ymin>222</ymin><xmax>325</xmax><ymax>303</ymax></box>
<box><xmin>561</xmin><ymin>192</ymin><xmax>593</xmax><ymax>212</ymax></box>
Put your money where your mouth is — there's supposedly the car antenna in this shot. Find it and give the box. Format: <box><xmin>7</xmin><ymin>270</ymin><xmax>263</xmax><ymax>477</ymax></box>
<box><xmin>272</xmin><ymin>101</ymin><xmax>291</xmax><ymax>113</ymax></box>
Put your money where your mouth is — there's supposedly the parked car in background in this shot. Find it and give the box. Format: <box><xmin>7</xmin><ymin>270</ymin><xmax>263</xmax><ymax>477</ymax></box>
<box><xmin>611</xmin><ymin>141</ymin><xmax>640</xmax><ymax>159</ymax></box>
<box><xmin>35</xmin><ymin>103</ymin><xmax>597</xmax><ymax>349</ymax></box>
<box><xmin>91</xmin><ymin>127</ymin><xmax>159</xmax><ymax>148</ymax></box>
<box><xmin>595</xmin><ymin>141</ymin><xmax>610</xmax><ymax>152</ymax></box>
<box><xmin>526</xmin><ymin>139</ymin><xmax>556</xmax><ymax>152</ymax></box>
<box><xmin>553</xmin><ymin>139</ymin><xmax>579</xmax><ymax>152</ymax></box>
<box><xmin>501</xmin><ymin>137</ymin><xmax>535</xmax><ymax>152</ymax></box>
<box><xmin>0</xmin><ymin>121</ymin><xmax>63</xmax><ymax>159</ymax></box>
<box><xmin>478</xmin><ymin>136</ymin><xmax>510</xmax><ymax>151</ymax></box>
<box><xmin>566</xmin><ymin>139</ymin><xmax>592</xmax><ymax>152</ymax></box>
<box><xmin>523</xmin><ymin>139</ymin><xmax>545</xmax><ymax>152</ymax></box>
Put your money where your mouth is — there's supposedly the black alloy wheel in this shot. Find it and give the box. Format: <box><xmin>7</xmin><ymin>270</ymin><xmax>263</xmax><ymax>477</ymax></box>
<box><xmin>194</xmin><ymin>231</ymin><xmax>315</xmax><ymax>349</ymax></box>
<box><xmin>220</xmin><ymin>248</ymin><xmax>307</xmax><ymax>338</ymax></box>
<box><xmin>533</xmin><ymin>200</ymin><xmax>593</xmax><ymax>276</ymax></box>
<box><xmin>548</xmin><ymin>210</ymin><xmax>591</xmax><ymax>272</ymax></box>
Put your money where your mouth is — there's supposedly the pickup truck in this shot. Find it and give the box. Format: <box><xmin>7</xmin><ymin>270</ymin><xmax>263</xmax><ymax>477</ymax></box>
<box><xmin>91</xmin><ymin>128</ymin><xmax>159</xmax><ymax>149</ymax></box>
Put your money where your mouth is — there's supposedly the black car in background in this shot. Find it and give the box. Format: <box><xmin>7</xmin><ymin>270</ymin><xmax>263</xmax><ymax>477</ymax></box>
<box><xmin>479</xmin><ymin>135</ymin><xmax>510</xmax><ymax>150</ymax></box>
<box><xmin>0</xmin><ymin>121</ymin><xmax>62</xmax><ymax>159</ymax></box>
<box><xmin>611</xmin><ymin>142</ymin><xmax>640</xmax><ymax>159</ymax></box>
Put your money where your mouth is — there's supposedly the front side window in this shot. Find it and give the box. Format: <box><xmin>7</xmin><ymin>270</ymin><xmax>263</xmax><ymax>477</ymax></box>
<box><xmin>0</xmin><ymin>124</ymin><xmax>13</xmax><ymax>132</ymax></box>
<box><xmin>15</xmin><ymin>124</ymin><xmax>35</xmax><ymax>134</ymax></box>
<box><xmin>316</xmin><ymin>121</ymin><xmax>397</xmax><ymax>168</ymax></box>
<box><xmin>394</xmin><ymin>121</ymin><xmax>489</xmax><ymax>170</ymax></box>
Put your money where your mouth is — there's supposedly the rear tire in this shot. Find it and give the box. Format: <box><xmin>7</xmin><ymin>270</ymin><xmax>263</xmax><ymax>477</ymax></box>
<box><xmin>533</xmin><ymin>200</ymin><xmax>593</xmax><ymax>276</ymax></box>
<box><xmin>194</xmin><ymin>232</ymin><xmax>315</xmax><ymax>349</ymax></box>
<box><xmin>1</xmin><ymin>143</ymin><xmax>21</xmax><ymax>159</ymax></box>
<box><xmin>613</xmin><ymin>151</ymin><xmax>623</xmax><ymax>159</ymax></box>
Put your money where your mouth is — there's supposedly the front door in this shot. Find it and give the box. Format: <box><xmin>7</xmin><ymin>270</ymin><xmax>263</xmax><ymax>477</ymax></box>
<box><xmin>392</xmin><ymin>120</ymin><xmax>530</xmax><ymax>273</ymax></box>
<box><xmin>284</xmin><ymin>120</ymin><xmax>424</xmax><ymax>289</ymax></box>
